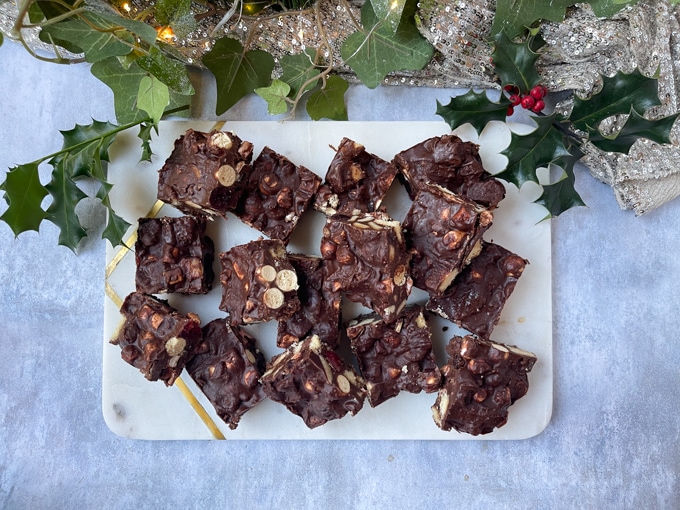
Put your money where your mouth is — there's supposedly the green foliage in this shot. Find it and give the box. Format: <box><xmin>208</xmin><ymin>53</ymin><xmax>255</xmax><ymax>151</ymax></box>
<box><xmin>137</xmin><ymin>76</ymin><xmax>170</xmax><ymax>124</ymax></box>
<box><xmin>155</xmin><ymin>0</ymin><xmax>197</xmax><ymax>38</ymax></box>
<box><xmin>491</xmin><ymin>31</ymin><xmax>543</xmax><ymax>93</ymax></box>
<box><xmin>589</xmin><ymin>0</ymin><xmax>640</xmax><ymax>17</ymax></box>
<box><xmin>255</xmin><ymin>80</ymin><xmax>291</xmax><ymax>115</ymax></box>
<box><xmin>436</xmin><ymin>91</ymin><xmax>510</xmax><ymax>135</ymax></box>
<box><xmin>534</xmin><ymin>146</ymin><xmax>586</xmax><ymax>218</ymax></box>
<box><xmin>203</xmin><ymin>37</ymin><xmax>276</xmax><ymax>115</ymax></box>
<box><xmin>0</xmin><ymin>163</ymin><xmax>48</xmax><ymax>236</ymax></box>
<box><xmin>280</xmin><ymin>49</ymin><xmax>321</xmax><ymax>98</ymax></box>
<box><xmin>306</xmin><ymin>75</ymin><xmax>349</xmax><ymax>121</ymax></box>
<box><xmin>490</xmin><ymin>0</ymin><xmax>573</xmax><ymax>38</ymax></box>
<box><xmin>588</xmin><ymin>108</ymin><xmax>679</xmax><ymax>153</ymax></box>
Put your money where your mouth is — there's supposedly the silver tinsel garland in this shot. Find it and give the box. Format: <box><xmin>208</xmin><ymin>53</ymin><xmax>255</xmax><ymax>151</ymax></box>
<box><xmin>2</xmin><ymin>0</ymin><xmax>679</xmax><ymax>214</ymax></box>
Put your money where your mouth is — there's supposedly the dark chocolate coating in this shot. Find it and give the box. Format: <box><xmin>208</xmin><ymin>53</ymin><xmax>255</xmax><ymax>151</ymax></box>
<box><xmin>218</xmin><ymin>239</ymin><xmax>301</xmax><ymax>325</ymax></box>
<box><xmin>238</xmin><ymin>146</ymin><xmax>321</xmax><ymax>242</ymax></box>
<box><xmin>157</xmin><ymin>129</ymin><xmax>254</xmax><ymax>218</ymax></box>
<box><xmin>393</xmin><ymin>134</ymin><xmax>505</xmax><ymax>208</ymax></box>
<box><xmin>260</xmin><ymin>335</ymin><xmax>366</xmax><ymax>429</ymax></box>
<box><xmin>135</xmin><ymin>215</ymin><xmax>214</xmax><ymax>295</ymax></box>
<box><xmin>402</xmin><ymin>184</ymin><xmax>493</xmax><ymax>297</ymax></box>
<box><xmin>432</xmin><ymin>335</ymin><xmax>536</xmax><ymax>435</ymax></box>
<box><xmin>186</xmin><ymin>318</ymin><xmax>266</xmax><ymax>430</ymax></box>
<box><xmin>110</xmin><ymin>292</ymin><xmax>203</xmax><ymax>386</ymax></box>
<box><xmin>346</xmin><ymin>305</ymin><xmax>441</xmax><ymax>407</ymax></box>
<box><xmin>427</xmin><ymin>242</ymin><xmax>528</xmax><ymax>337</ymax></box>
<box><xmin>321</xmin><ymin>212</ymin><xmax>412</xmax><ymax>323</ymax></box>
<box><xmin>276</xmin><ymin>254</ymin><xmax>341</xmax><ymax>349</ymax></box>
<box><xmin>314</xmin><ymin>137</ymin><xmax>398</xmax><ymax>216</ymax></box>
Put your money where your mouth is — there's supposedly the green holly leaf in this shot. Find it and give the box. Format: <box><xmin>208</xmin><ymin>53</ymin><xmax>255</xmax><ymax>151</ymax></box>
<box><xmin>306</xmin><ymin>75</ymin><xmax>349</xmax><ymax>121</ymax></box>
<box><xmin>490</xmin><ymin>0</ymin><xmax>573</xmax><ymax>39</ymax></box>
<box><xmin>203</xmin><ymin>37</ymin><xmax>275</xmax><ymax>115</ymax></box>
<box><xmin>588</xmin><ymin>108</ymin><xmax>680</xmax><ymax>154</ymax></box>
<box><xmin>496</xmin><ymin>114</ymin><xmax>571</xmax><ymax>188</ymax></box>
<box><xmin>0</xmin><ymin>30</ymin><xmax>4</xmax><ymax>47</ymax></box>
<box><xmin>491</xmin><ymin>31</ymin><xmax>543</xmax><ymax>92</ymax></box>
<box><xmin>138</xmin><ymin>122</ymin><xmax>158</xmax><ymax>162</ymax></box>
<box><xmin>280</xmin><ymin>49</ymin><xmax>321</xmax><ymax>98</ymax></box>
<box><xmin>436</xmin><ymin>90</ymin><xmax>511</xmax><ymax>134</ymax></box>
<box><xmin>95</xmin><ymin>180</ymin><xmax>132</xmax><ymax>247</ymax></box>
<box><xmin>44</xmin><ymin>161</ymin><xmax>88</xmax><ymax>251</ymax></box>
<box><xmin>255</xmin><ymin>80</ymin><xmax>291</xmax><ymax>116</ymax></box>
<box><xmin>589</xmin><ymin>0</ymin><xmax>640</xmax><ymax>17</ymax></box>
<box><xmin>51</xmin><ymin>119</ymin><xmax>118</xmax><ymax>180</ymax></box>
<box><xmin>369</xmin><ymin>0</ymin><xmax>407</xmax><ymax>34</ymax></box>
<box><xmin>137</xmin><ymin>75</ymin><xmax>170</xmax><ymax>124</ymax></box>
<box><xmin>534</xmin><ymin>146</ymin><xmax>586</xmax><ymax>218</ymax></box>
<box><xmin>341</xmin><ymin>0</ymin><xmax>434</xmax><ymax>89</ymax></box>
<box><xmin>570</xmin><ymin>69</ymin><xmax>662</xmax><ymax>132</ymax></box>
<box><xmin>0</xmin><ymin>163</ymin><xmax>48</xmax><ymax>236</ymax></box>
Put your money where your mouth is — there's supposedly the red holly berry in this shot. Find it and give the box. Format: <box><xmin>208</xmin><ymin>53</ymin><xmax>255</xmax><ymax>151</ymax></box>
<box><xmin>530</xmin><ymin>85</ymin><xmax>545</xmax><ymax>100</ymax></box>
<box><xmin>507</xmin><ymin>106</ymin><xmax>515</xmax><ymax>116</ymax></box>
<box><xmin>504</xmin><ymin>84</ymin><xmax>520</xmax><ymax>95</ymax></box>
<box><xmin>509</xmin><ymin>94</ymin><xmax>521</xmax><ymax>106</ymax></box>
<box><xmin>520</xmin><ymin>95</ymin><xmax>536</xmax><ymax>110</ymax></box>
<box><xmin>532</xmin><ymin>99</ymin><xmax>546</xmax><ymax>113</ymax></box>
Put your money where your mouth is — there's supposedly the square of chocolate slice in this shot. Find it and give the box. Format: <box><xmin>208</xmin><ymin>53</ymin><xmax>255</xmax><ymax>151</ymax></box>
<box><xmin>260</xmin><ymin>335</ymin><xmax>366</xmax><ymax>429</ymax></box>
<box><xmin>135</xmin><ymin>215</ymin><xmax>214</xmax><ymax>295</ymax></box>
<box><xmin>314</xmin><ymin>137</ymin><xmax>398</xmax><ymax>216</ymax></box>
<box><xmin>110</xmin><ymin>292</ymin><xmax>203</xmax><ymax>386</ymax></box>
<box><xmin>157</xmin><ymin>129</ymin><xmax>254</xmax><ymax>218</ymax></box>
<box><xmin>186</xmin><ymin>318</ymin><xmax>266</xmax><ymax>430</ymax></box>
<box><xmin>219</xmin><ymin>239</ymin><xmax>301</xmax><ymax>325</ymax></box>
<box><xmin>393</xmin><ymin>134</ymin><xmax>505</xmax><ymax>208</ymax></box>
<box><xmin>346</xmin><ymin>305</ymin><xmax>441</xmax><ymax>407</ymax></box>
<box><xmin>321</xmin><ymin>211</ymin><xmax>412</xmax><ymax>324</ymax></box>
<box><xmin>402</xmin><ymin>183</ymin><xmax>493</xmax><ymax>297</ymax></box>
<box><xmin>432</xmin><ymin>335</ymin><xmax>537</xmax><ymax>435</ymax></box>
<box><xmin>427</xmin><ymin>242</ymin><xmax>528</xmax><ymax>338</ymax></box>
<box><xmin>237</xmin><ymin>146</ymin><xmax>321</xmax><ymax>242</ymax></box>
<box><xmin>276</xmin><ymin>254</ymin><xmax>342</xmax><ymax>349</ymax></box>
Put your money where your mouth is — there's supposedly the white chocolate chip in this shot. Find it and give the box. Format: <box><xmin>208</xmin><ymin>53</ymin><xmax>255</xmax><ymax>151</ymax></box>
<box><xmin>263</xmin><ymin>287</ymin><xmax>284</xmax><ymax>309</ymax></box>
<box><xmin>165</xmin><ymin>336</ymin><xmax>186</xmax><ymax>357</ymax></box>
<box><xmin>275</xmin><ymin>269</ymin><xmax>298</xmax><ymax>292</ymax></box>
<box><xmin>216</xmin><ymin>165</ymin><xmax>236</xmax><ymax>187</ymax></box>
<box><xmin>259</xmin><ymin>265</ymin><xmax>277</xmax><ymax>282</ymax></box>
<box><xmin>168</xmin><ymin>355</ymin><xmax>180</xmax><ymax>368</ymax></box>
<box><xmin>245</xmin><ymin>349</ymin><xmax>257</xmax><ymax>364</ymax></box>
<box><xmin>336</xmin><ymin>374</ymin><xmax>351</xmax><ymax>394</ymax></box>
<box><xmin>394</xmin><ymin>265</ymin><xmax>407</xmax><ymax>286</ymax></box>
<box><xmin>211</xmin><ymin>132</ymin><xmax>233</xmax><ymax>149</ymax></box>
<box><xmin>415</xmin><ymin>312</ymin><xmax>427</xmax><ymax>329</ymax></box>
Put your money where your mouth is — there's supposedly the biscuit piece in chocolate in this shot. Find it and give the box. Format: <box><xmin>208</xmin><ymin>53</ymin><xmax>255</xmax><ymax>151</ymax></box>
<box><xmin>402</xmin><ymin>183</ymin><xmax>493</xmax><ymax>297</ymax></box>
<box><xmin>238</xmin><ymin>147</ymin><xmax>321</xmax><ymax>242</ymax></box>
<box><xmin>260</xmin><ymin>335</ymin><xmax>366</xmax><ymax>429</ymax></box>
<box><xmin>186</xmin><ymin>318</ymin><xmax>266</xmax><ymax>429</ymax></box>
<box><xmin>135</xmin><ymin>215</ymin><xmax>215</xmax><ymax>295</ymax></box>
<box><xmin>432</xmin><ymin>335</ymin><xmax>536</xmax><ymax>435</ymax></box>
<box><xmin>393</xmin><ymin>134</ymin><xmax>505</xmax><ymax>208</ymax></box>
<box><xmin>111</xmin><ymin>292</ymin><xmax>202</xmax><ymax>386</ymax></box>
<box><xmin>346</xmin><ymin>305</ymin><xmax>441</xmax><ymax>407</ymax></box>
<box><xmin>427</xmin><ymin>242</ymin><xmax>528</xmax><ymax>338</ymax></box>
<box><xmin>321</xmin><ymin>211</ymin><xmax>412</xmax><ymax>323</ymax></box>
<box><xmin>157</xmin><ymin>129</ymin><xmax>254</xmax><ymax>218</ymax></box>
<box><xmin>314</xmin><ymin>137</ymin><xmax>398</xmax><ymax>216</ymax></box>
<box><xmin>219</xmin><ymin>239</ymin><xmax>300</xmax><ymax>325</ymax></box>
<box><xmin>276</xmin><ymin>254</ymin><xmax>341</xmax><ymax>349</ymax></box>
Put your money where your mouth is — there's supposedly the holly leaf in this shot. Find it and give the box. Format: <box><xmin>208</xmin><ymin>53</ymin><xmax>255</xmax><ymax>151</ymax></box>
<box><xmin>534</xmin><ymin>146</ymin><xmax>586</xmax><ymax>218</ymax></box>
<box><xmin>341</xmin><ymin>0</ymin><xmax>434</xmax><ymax>89</ymax></box>
<box><xmin>306</xmin><ymin>75</ymin><xmax>349</xmax><ymax>121</ymax></box>
<box><xmin>496</xmin><ymin>115</ymin><xmax>571</xmax><ymax>188</ymax></box>
<box><xmin>255</xmin><ymin>80</ymin><xmax>291</xmax><ymax>115</ymax></box>
<box><xmin>436</xmin><ymin>90</ymin><xmax>511</xmax><ymax>134</ymax></box>
<box><xmin>491</xmin><ymin>31</ymin><xmax>543</xmax><ymax>93</ymax></box>
<box><xmin>280</xmin><ymin>49</ymin><xmax>321</xmax><ymax>98</ymax></box>
<box><xmin>95</xmin><ymin>181</ymin><xmax>132</xmax><ymax>247</ymax></box>
<box><xmin>138</xmin><ymin>122</ymin><xmax>158</xmax><ymax>162</ymax></box>
<box><xmin>0</xmin><ymin>163</ymin><xmax>48</xmax><ymax>236</ymax></box>
<box><xmin>137</xmin><ymin>75</ymin><xmax>170</xmax><ymax>124</ymax></box>
<box><xmin>490</xmin><ymin>0</ymin><xmax>573</xmax><ymax>39</ymax></box>
<box><xmin>570</xmin><ymin>69</ymin><xmax>663</xmax><ymax>132</ymax></box>
<box><xmin>203</xmin><ymin>37</ymin><xmax>275</xmax><ymax>115</ymax></box>
<box><xmin>588</xmin><ymin>108</ymin><xmax>680</xmax><ymax>154</ymax></box>
<box><xmin>44</xmin><ymin>161</ymin><xmax>88</xmax><ymax>251</ymax></box>
<box><xmin>51</xmin><ymin>119</ymin><xmax>118</xmax><ymax>180</ymax></box>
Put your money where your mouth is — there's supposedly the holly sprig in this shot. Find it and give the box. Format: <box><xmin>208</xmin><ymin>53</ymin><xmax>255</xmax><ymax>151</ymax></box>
<box><xmin>437</xmin><ymin>30</ymin><xmax>680</xmax><ymax>218</ymax></box>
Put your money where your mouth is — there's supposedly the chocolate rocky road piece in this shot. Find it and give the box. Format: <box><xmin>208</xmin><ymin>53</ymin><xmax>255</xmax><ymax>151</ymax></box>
<box><xmin>393</xmin><ymin>134</ymin><xmax>506</xmax><ymax>208</ymax></box>
<box><xmin>314</xmin><ymin>137</ymin><xmax>398</xmax><ymax>216</ymax></box>
<box><xmin>238</xmin><ymin>146</ymin><xmax>321</xmax><ymax>243</ymax></box>
<box><xmin>346</xmin><ymin>305</ymin><xmax>441</xmax><ymax>408</ymax></box>
<box><xmin>432</xmin><ymin>335</ymin><xmax>537</xmax><ymax>435</ymax></box>
<box><xmin>427</xmin><ymin>242</ymin><xmax>528</xmax><ymax>338</ymax></box>
<box><xmin>186</xmin><ymin>318</ymin><xmax>267</xmax><ymax>430</ymax></box>
<box><xmin>276</xmin><ymin>254</ymin><xmax>341</xmax><ymax>349</ymax></box>
<box><xmin>402</xmin><ymin>183</ymin><xmax>493</xmax><ymax>298</ymax></box>
<box><xmin>260</xmin><ymin>334</ymin><xmax>366</xmax><ymax>429</ymax></box>
<box><xmin>111</xmin><ymin>292</ymin><xmax>202</xmax><ymax>386</ymax></box>
<box><xmin>135</xmin><ymin>215</ymin><xmax>215</xmax><ymax>295</ymax></box>
<box><xmin>219</xmin><ymin>239</ymin><xmax>301</xmax><ymax>325</ymax></box>
<box><xmin>157</xmin><ymin>129</ymin><xmax>254</xmax><ymax>218</ymax></box>
<box><xmin>321</xmin><ymin>211</ymin><xmax>412</xmax><ymax>324</ymax></box>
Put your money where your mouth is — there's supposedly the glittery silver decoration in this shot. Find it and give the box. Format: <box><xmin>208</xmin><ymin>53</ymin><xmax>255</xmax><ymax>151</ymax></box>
<box><xmin>2</xmin><ymin>0</ymin><xmax>680</xmax><ymax>214</ymax></box>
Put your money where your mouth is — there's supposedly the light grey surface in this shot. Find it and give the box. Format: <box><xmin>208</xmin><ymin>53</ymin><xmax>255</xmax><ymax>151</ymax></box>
<box><xmin>1</xmin><ymin>39</ymin><xmax>678</xmax><ymax>509</ymax></box>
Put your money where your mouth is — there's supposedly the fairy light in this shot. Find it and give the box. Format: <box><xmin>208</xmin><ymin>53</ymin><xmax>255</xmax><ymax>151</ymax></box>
<box><xmin>122</xmin><ymin>2</ymin><xmax>131</xmax><ymax>12</ymax></box>
<box><xmin>390</xmin><ymin>0</ymin><xmax>398</xmax><ymax>11</ymax></box>
<box><xmin>156</xmin><ymin>26</ymin><xmax>175</xmax><ymax>41</ymax></box>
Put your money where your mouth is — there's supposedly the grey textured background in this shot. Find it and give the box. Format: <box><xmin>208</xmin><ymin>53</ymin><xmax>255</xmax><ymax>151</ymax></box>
<box><xmin>1</xmin><ymin>39</ymin><xmax>679</xmax><ymax>509</ymax></box>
